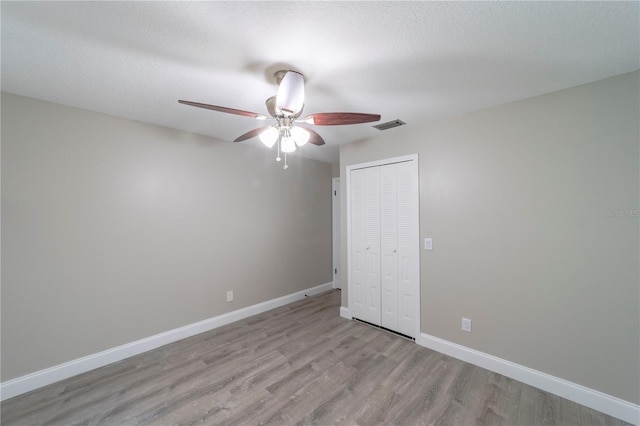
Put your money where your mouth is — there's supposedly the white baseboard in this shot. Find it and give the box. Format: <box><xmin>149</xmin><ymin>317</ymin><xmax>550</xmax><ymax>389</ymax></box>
<box><xmin>0</xmin><ymin>282</ymin><xmax>333</xmax><ymax>401</ymax></box>
<box><xmin>417</xmin><ymin>332</ymin><xmax>639</xmax><ymax>425</ymax></box>
<box><xmin>340</xmin><ymin>306</ymin><xmax>351</xmax><ymax>320</ymax></box>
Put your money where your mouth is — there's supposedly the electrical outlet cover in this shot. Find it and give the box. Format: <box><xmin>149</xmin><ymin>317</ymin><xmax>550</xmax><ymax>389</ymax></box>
<box><xmin>462</xmin><ymin>317</ymin><xmax>472</xmax><ymax>332</ymax></box>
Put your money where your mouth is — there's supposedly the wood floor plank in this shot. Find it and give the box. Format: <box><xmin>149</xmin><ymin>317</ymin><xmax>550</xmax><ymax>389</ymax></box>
<box><xmin>1</xmin><ymin>289</ymin><xmax>630</xmax><ymax>426</ymax></box>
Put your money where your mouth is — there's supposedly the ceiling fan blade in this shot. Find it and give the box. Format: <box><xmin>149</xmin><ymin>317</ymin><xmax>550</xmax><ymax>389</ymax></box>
<box><xmin>234</xmin><ymin>127</ymin><xmax>269</xmax><ymax>142</ymax></box>
<box><xmin>304</xmin><ymin>128</ymin><xmax>326</xmax><ymax>146</ymax></box>
<box><xmin>304</xmin><ymin>112</ymin><xmax>381</xmax><ymax>126</ymax></box>
<box><xmin>276</xmin><ymin>71</ymin><xmax>305</xmax><ymax>116</ymax></box>
<box><xmin>178</xmin><ymin>100</ymin><xmax>266</xmax><ymax>120</ymax></box>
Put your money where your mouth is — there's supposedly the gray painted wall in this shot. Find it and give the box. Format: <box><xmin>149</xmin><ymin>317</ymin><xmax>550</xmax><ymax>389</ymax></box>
<box><xmin>1</xmin><ymin>93</ymin><xmax>332</xmax><ymax>381</ymax></box>
<box><xmin>331</xmin><ymin>162</ymin><xmax>340</xmax><ymax>178</ymax></box>
<box><xmin>340</xmin><ymin>71</ymin><xmax>639</xmax><ymax>404</ymax></box>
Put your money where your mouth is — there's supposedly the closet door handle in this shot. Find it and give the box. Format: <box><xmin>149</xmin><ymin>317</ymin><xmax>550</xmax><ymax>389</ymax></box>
<box><xmin>366</xmin><ymin>246</ymin><xmax>370</xmax><ymax>251</ymax></box>
<box><xmin>393</xmin><ymin>249</ymin><xmax>397</xmax><ymax>253</ymax></box>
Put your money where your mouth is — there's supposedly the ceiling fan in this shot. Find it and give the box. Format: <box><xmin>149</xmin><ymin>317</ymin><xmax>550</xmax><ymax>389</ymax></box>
<box><xmin>179</xmin><ymin>70</ymin><xmax>381</xmax><ymax>169</ymax></box>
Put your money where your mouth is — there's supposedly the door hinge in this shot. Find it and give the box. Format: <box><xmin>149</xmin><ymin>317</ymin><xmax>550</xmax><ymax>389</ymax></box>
<box><xmin>335</xmin><ymin>268</ymin><xmax>338</xmax><ymax>274</ymax></box>
<box><xmin>334</xmin><ymin>190</ymin><xmax>337</xmax><ymax>196</ymax></box>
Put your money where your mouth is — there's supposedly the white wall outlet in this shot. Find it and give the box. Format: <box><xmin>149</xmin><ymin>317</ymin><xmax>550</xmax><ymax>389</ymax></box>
<box><xmin>424</xmin><ymin>238</ymin><xmax>433</xmax><ymax>250</ymax></box>
<box><xmin>462</xmin><ymin>317</ymin><xmax>472</xmax><ymax>333</ymax></box>
<box><xmin>226</xmin><ymin>291</ymin><xmax>233</xmax><ymax>302</ymax></box>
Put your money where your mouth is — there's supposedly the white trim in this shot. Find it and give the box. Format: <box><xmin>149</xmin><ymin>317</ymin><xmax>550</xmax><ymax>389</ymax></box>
<box><xmin>0</xmin><ymin>282</ymin><xmax>333</xmax><ymax>401</ymax></box>
<box><xmin>417</xmin><ymin>332</ymin><xmax>640</xmax><ymax>425</ymax></box>
<box><xmin>346</xmin><ymin>165</ymin><xmax>353</xmax><ymax>325</ymax></box>
<box><xmin>332</xmin><ymin>177</ymin><xmax>341</xmax><ymax>290</ymax></box>
<box><xmin>346</xmin><ymin>154</ymin><xmax>420</xmax><ymax>338</ymax></box>
<box><xmin>340</xmin><ymin>306</ymin><xmax>352</xmax><ymax>320</ymax></box>
<box><xmin>346</xmin><ymin>154</ymin><xmax>418</xmax><ymax>171</ymax></box>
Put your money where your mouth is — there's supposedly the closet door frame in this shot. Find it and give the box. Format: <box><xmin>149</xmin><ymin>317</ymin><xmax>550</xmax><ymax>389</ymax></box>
<box><xmin>346</xmin><ymin>154</ymin><xmax>420</xmax><ymax>339</ymax></box>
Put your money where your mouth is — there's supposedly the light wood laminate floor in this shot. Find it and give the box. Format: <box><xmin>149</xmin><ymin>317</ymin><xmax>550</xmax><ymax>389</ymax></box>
<box><xmin>1</xmin><ymin>290</ymin><xmax>629</xmax><ymax>425</ymax></box>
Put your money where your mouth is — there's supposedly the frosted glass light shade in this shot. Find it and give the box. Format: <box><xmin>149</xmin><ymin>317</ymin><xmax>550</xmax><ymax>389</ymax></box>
<box><xmin>281</xmin><ymin>136</ymin><xmax>296</xmax><ymax>153</ymax></box>
<box><xmin>291</xmin><ymin>127</ymin><xmax>310</xmax><ymax>146</ymax></box>
<box><xmin>259</xmin><ymin>127</ymin><xmax>279</xmax><ymax>148</ymax></box>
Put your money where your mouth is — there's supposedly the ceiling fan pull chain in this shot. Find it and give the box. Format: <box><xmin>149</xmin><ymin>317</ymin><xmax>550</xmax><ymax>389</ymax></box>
<box><xmin>284</xmin><ymin>152</ymin><xmax>288</xmax><ymax>170</ymax></box>
<box><xmin>276</xmin><ymin>134</ymin><xmax>282</xmax><ymax>162</ymax></box>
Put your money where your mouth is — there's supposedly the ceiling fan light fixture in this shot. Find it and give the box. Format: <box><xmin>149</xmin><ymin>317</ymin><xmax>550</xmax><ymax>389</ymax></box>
<box><xmin>259</xmin><ymin>126</ymin><xmax>279</xmax><ymax>148</ymax></box>
<box><xmin>291</xmin><ymin>126</ymin><xmax>310</xmax><ymax>147</ymax></box>
<box><xmin>281</xmin><ymin>135</ymin><xmax>296</xmax><ymax>153</ymax></box>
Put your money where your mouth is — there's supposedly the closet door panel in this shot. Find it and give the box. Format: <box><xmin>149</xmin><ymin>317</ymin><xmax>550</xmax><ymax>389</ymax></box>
<box><xmin>363</xmin><ymin>167</ymin><xmax>381</xmax><ymax>325</ymax></box>
<box><xmin>396</xmin><ymin>161</ymin><xmax>418</xmax><ymax>337</ymax></box>
<box><xmin>380</xmin><ymin>164</ymin><xmax>398</xmax><ymax>331</ymax></box>
<box><xmin>350</xmin><ymin>169</ymin><xmax>366</xmax><ymax>320</ymax></box>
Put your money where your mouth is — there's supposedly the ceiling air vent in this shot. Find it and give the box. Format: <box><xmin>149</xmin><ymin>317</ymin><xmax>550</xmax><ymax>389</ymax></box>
<box><xmin>373</xmin><ymin>119</ymin><xmax>406</xmax><ymax>131</ymax></box>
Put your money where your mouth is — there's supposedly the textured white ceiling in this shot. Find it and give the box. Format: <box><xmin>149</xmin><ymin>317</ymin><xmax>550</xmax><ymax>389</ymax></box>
<box><xmin>2</xmin><ymin>1</ymin><xmax>638</xmax><ymax>164</ymax></box>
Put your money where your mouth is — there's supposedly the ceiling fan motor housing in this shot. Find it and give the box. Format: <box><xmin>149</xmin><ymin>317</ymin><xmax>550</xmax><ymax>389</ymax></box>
<box><xmin>275</xmin><ymin>70</ymin><xmax>305</xmax><ymax>117</ymax></box>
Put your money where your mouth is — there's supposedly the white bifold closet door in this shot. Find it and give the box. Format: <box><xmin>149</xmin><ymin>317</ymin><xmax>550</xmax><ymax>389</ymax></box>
<box><xmin>350</xmin><ymin>167</ymin><xmax>381</xmax><ymax>325</ymax></box>
<box><xmin>380</xmin><ymin>164</ymin><xmax>399</xmax><ymax>331</ymax></box>
<box><xmin>350</xmin><ymin>161</ymin><xmax>418</xmax><ymax>337</ymax></box>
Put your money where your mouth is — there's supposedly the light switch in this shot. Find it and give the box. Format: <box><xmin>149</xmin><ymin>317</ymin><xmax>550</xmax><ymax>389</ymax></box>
<box><xmin>424</xmin><ymin>238</ymin><xmax>433</xmax><ymax>250</ymax></box>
